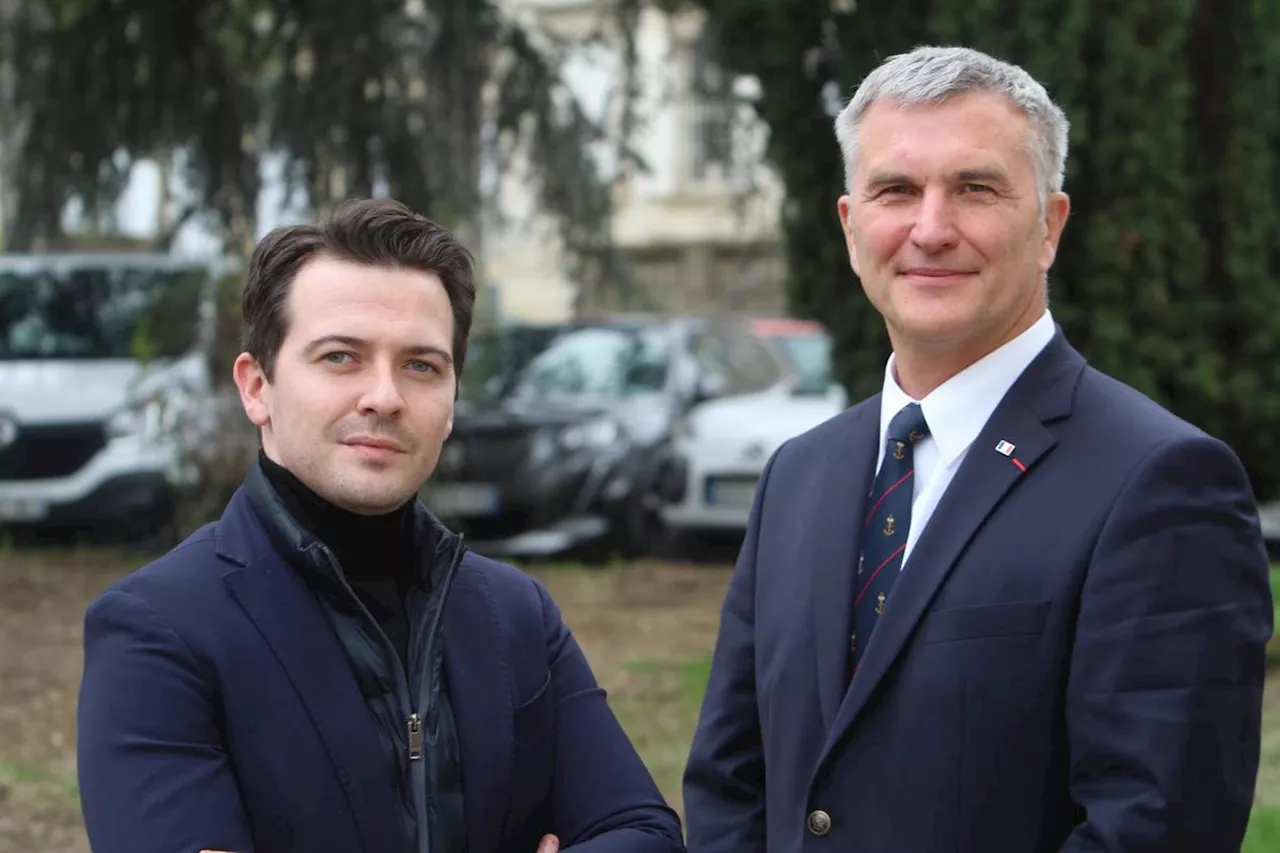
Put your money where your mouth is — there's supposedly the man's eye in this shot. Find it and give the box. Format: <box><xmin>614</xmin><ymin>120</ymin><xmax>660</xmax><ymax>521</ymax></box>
<box><xmin>409</xmin><ymin>360</ymin><xmax>436</xmax><ymax>373</ymax></box>
<box><xmin>324</xmin><ymin>352</ymin><xmax>352</xmax><ymax>364</ymax></box>
<box><xmin>963</xmin><ymin>183</ymin><xmax>994</xmax><ymax>194</ymax></box>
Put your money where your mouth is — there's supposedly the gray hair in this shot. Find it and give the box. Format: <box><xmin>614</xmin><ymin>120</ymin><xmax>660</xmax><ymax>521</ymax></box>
<box><xmin>834</xmin><ymin>46</ymin><xmax>1070</xmax><ymax>207</ymax></box>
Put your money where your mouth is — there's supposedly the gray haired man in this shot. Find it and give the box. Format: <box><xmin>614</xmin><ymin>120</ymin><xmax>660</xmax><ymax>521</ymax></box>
<box><xmin>682</xmin><ymin>45</ymin><xmax>1271</xmax><ymax>853</ymax></box>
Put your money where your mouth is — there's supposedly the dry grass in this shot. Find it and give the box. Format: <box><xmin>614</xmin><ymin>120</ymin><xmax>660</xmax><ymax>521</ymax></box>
<box><xmin>2</xmin><ymin>545</ymin><xmax>1277</xmax><ymax>851</ymax></box>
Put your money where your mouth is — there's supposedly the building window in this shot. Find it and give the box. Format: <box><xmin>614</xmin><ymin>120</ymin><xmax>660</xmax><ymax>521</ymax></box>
<box><xmin>689</xmin><ymin>33</ymin><xmax>734</xmax><ymax>182</ymax></box>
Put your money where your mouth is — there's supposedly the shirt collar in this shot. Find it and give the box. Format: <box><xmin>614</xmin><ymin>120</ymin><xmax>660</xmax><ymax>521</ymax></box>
<box><xmin>879</xmin><ymin>309</ymin><xmax>1057</xmax><ymax>466</ymax></box>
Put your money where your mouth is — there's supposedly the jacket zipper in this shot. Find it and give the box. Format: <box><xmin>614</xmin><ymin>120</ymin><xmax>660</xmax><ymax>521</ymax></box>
<box><xmin>407</xmin><ymin>536</ymin><xmax>465</xmax><ymax>764</ymax></box>
<box><xmin>414</xmin><ymin>536</ymin><xmax>467</xmax><ymax>851</ymax></box>
<box><xmin>407</xmin><ymin>712</ymin><xmax>424</xmax><ymax>759</ymax></box>
<box><xmin>316</xmin><ymin>532</ymin><xmax>467</xmax><ymax>852</ymax></box>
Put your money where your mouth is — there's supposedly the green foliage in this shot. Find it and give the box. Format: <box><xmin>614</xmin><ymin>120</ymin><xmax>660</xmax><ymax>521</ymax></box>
<box><xmin>9</xmin><ymin>0</ymin><xmax>267</xmax><ymax>248</ymax></box>
<box><xmin>1269</xmin><ymin>566</ymin><xmax>1280</xmax><ymax>667</ymax></box>
<box><xmin>1244</xmin><ymin>804</ymin><xmax>1280</xmax><ymax>853</ymax></box>
<box><xmin>686</xmin><ymin>0</ymin><xmax>1280</xmax><ymax>497</ymax></box>
<box><xmin>127</xmin><ymin>320</ymin><xmax>159</xmax><ymax>365</ymax></box>
<box><xmin>0</xmin><ymin>758</ymin><xmax>79</xmax><ymax>801</ymax></box>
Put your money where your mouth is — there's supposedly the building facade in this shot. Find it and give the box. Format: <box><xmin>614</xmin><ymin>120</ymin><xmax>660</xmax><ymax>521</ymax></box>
<box><xmin>484</xmin><ymin>0</ymin><xmax>787</xmax><ymax>323</ymax></box>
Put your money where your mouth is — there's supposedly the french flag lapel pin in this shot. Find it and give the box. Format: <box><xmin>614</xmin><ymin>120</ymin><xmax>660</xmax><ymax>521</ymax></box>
<box><xmin>995</xmin><ymin>439</ymin><xmax>1027</xmax><ymax>472</ymax></box>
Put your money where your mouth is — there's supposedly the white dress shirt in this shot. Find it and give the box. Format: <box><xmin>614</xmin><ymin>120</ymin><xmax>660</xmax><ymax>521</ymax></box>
<box><xmin>876</xmin><ymin>309</ymin><xmax>1057</xmax><ymax>568</ymax></box>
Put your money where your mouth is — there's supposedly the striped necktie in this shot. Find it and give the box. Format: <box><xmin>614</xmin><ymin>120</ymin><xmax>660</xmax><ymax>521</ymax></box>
<box><xmin>850</xmin><ymin>402</ymin><xmax>929</xmax><ymax>674</ymax></box>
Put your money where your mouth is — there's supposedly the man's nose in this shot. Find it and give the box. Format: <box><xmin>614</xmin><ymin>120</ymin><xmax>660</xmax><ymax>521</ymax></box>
<box><xmin>909</xmin><ymin>188</ymin><xmax>960</xmax><ymax>253</ymax></box>
<box><xmin>357</xmin><ymin>362</ymin><xmax>406</xmax><ymax>415</ymax></box>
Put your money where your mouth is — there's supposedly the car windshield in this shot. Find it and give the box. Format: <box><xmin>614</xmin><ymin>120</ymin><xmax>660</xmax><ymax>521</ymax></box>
<box><xmin>0</xmin><ymin>259</ymin><xmax>209</xmax><ymax>360</ymax></box>
<box><xmin>458</xmin><ymin>325</ymin><xmax>568</xmax><ymax>402</ymax></box>
<box><xmin>771</xmin><ymin>332</ymin><xmax>834</xmax><ymax>394</ymax></box>
<box><xmin>503</xmin><ymin>324</ymin><xmax>671</xmax><ymax>402</ymax></box>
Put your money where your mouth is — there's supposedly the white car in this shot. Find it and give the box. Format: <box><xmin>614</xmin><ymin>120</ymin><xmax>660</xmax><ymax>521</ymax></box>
<box><xmin>658</xmin><ymin>319</ymin><xmax>848</xmax><ymax>534</ymax></box>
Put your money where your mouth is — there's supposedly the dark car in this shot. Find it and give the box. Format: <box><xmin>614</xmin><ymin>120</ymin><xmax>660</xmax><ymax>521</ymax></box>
<box><xmin>422</xmin><ymin>314</ymin><xmax>790</xmax><ymax>560</ymax></box>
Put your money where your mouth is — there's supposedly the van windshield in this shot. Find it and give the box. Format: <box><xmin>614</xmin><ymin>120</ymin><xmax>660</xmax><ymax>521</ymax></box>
<box><xmin>0</xmin><ymin>261</ymin><xmax>209</xmax><ymax>361</ymax></box>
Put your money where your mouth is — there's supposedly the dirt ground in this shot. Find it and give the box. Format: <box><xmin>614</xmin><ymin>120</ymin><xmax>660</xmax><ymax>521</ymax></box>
<box><xmin>8</xmin><ymin>546</ymin><xmax>1278</xmax><ymax>852</ymax></box>
<box><xmin>0</xmin><ymin>546</ymin><xmax>733</xmax><ymax>853</ymax></box>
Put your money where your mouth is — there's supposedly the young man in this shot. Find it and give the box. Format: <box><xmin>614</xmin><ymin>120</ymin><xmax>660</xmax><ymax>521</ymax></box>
<box><xmin>683</xmin><ymin>46</ymin><xmax>1272</xmax><ymax>852</ymax></box>
<box><xmin>76</xmin><ymin>198</ymin><xmax>686</xmax><ymax>853</ymax></box>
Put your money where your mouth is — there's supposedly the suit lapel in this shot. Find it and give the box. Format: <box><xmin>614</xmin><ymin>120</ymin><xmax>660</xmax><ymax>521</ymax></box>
<box><xmin>223</xmin><ymin>556</ymin><xmax>406</xmax><ymax>853</ymax></box>
<box><xmin>816</xmin><ymin>332</ymin><xmax>1084</xmax><ymax>765</ymax></box>
<box><xmin>811</xmin><ymin>401</ymin><xmax>881</xmax><ymax>730</ymax></box>
<box><xmin>443</xmin><ymin>568</ymin><xmax>513</xmax><ymax>853</ymax></box>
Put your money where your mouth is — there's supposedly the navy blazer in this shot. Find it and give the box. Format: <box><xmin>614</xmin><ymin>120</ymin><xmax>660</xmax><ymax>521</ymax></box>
<box><xmin>683</xmin><ymin>331</ymin><xmax>1273</xmax><ymax>852</ymax></box>
<box><xmin>76</xmin><ymin>487</ymin><xmax>685</xmax><ymax>853</ymax></box>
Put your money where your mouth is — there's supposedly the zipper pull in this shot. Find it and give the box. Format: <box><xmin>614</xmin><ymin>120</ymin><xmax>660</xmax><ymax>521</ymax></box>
<box><xmin>407</xmin><ymin>713</ymin><xmax>423</xmax><ymax>761</ymax></box>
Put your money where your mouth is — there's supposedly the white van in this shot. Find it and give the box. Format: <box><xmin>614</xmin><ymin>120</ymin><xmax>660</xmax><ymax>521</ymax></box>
<box><xmin>0</xmin><ymin>252</ymin><xmax>223</xmax><ymax>544</ymax></box>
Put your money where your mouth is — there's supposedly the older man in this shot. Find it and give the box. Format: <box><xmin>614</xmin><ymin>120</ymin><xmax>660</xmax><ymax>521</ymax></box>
<box><xmin>683</xmin><ymin>45</ymin><xmax>1272</xmax><ymax>853</ymax></box>
<box><xmin>76</xmin><ymin>198</ymin><xmax>686</xmax><ymax>853</ymax></box>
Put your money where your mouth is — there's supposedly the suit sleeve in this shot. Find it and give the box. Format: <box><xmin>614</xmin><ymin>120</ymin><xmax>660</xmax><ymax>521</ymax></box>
<box><xmin>680</xmin><ymin>447</ymin><xmax>780</xmax><ymax>853</ymax></box>
<box><xmin>535</xmin><ymin>581</ymin><xmax>687</xmax><ymax>853</ymax></box>
<box><xmin>1061</xmin><ymin>434</ymin><xmax>1273</xmax><ymax>852</ymax></box>
<box><xmin>77</xmin><ymin>588</ymin><xmax>256</xmax><ymax>853</ymax></box>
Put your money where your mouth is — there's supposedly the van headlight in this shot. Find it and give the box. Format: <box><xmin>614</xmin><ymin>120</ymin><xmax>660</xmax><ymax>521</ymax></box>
<box><xmin>106</xmin><ymin>392</ymin><xmax>181</xmax><ymax>440</ymax></box>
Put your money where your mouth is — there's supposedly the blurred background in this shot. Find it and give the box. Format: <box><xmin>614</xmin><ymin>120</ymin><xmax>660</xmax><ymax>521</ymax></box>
<box><xmin>2</xmin><ymin>0</ymin><xmax>1280</xmax><ymax>849</ymax></box>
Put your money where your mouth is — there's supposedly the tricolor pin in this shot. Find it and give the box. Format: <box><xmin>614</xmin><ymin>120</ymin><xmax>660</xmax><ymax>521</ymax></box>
<box><xmin>995</xmin><ymin>440</ymin><xmax>1027</xmax><ymax>472</ymax></box>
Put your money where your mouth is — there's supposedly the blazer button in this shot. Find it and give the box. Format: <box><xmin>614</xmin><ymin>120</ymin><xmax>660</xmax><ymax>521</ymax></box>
<box><xmin>807</xmin><ymin>809</ymin><xmax>832</xmax><ymax>836</ymax></box>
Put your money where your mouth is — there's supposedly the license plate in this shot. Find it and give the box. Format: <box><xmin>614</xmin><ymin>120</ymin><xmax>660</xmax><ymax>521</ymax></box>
<box><xmin>707</xmin><ymin>479</ymin><xmax>757</xmax><ymax>508</ymax></box>
<box><xmin>0</xmin><ymin>497</ymin><xmax>48</xmax><ymax>522</ymax></box>
<box><xmin>428</xmin><ymin>483</ymin><xmax>500</xmax><ymax>517</ymax></box>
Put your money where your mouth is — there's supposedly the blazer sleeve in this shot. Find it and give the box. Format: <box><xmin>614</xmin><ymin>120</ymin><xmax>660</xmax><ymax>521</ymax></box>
<box><xmin>536</xmin><ymin>580</ymin><xmax>687</xmax><ymax>853</ymax></box>
<box><xmin>1060</xmin><ymin>433</ymin><xmax>1274</xmax><ymax>852</ymax></box>
<box><xmin>679</xmin><ymin>447</ymin><xmax>780</xmax><ymax>853</ymax></box>
<box><xmin>77</xmin><ymin>588</ymin><xmax>256</xmax><ymax>853</ymax></box>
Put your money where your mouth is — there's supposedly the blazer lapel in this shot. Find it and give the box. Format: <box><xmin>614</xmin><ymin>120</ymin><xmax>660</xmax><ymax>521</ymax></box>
<box><xmin>816</xmin><ymin>332</ymin><xmax>1085</xmax><ymax>765</ymax></box>
<box><xmin>442</xmin><ymin>568</ymin><xmax>513</xmax><ymax>853</ymax></box>
<box><xmin>810</xmin><ymin>401</ymin><xmax>881</xmax><ymax>730</ymax></box>
<box><xmin>222</xmin><ymin>556</ymin><xmax>406</xmax><ymax>853</ymax></box>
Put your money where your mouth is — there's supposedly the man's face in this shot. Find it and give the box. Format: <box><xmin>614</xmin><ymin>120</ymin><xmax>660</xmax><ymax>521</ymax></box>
<box><xmin>837</xmin><ymin>91</ymin><xmax>1069</xmax><ymax>364</ymax></box>
<box><xmin>233</xmin><ymin>255</ymin><xmax>457</xmax><ymax>515</ymax></box>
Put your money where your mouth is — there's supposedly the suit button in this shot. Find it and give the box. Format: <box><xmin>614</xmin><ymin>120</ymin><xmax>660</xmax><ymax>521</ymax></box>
<box><xmin>807</xmin><ymin>809</ymin><xmax>832</xmax><ymax>836</ymax></box>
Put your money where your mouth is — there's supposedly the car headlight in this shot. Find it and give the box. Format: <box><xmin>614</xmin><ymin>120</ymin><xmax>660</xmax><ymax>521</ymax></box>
<box><xmin>560</xmin><ymin>418</ymin><xmax>620</xmax><ymax>450</ymax></box>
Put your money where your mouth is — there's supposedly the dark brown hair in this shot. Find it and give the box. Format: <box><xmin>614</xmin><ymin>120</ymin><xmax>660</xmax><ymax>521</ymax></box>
<box><xmin>241</xmin><ymin>197</ymin><xmax>476</xmax><ymax>381</ymax></box>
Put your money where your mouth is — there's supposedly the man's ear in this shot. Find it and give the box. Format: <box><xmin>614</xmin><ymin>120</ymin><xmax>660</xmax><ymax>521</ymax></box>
<box><xmin>1038</xmin><ymin>190</ymin><xmax>1071</xmax><ymax>277</ymax></box>
<box><xmin>837</xmin><ymin>195</ymin><xmax>861</xmax><ymax>278</ymax></box>
<box><xmin>232</xmin><ymin>352</ymin><xmax>271</xmax><ymax>428</ymax></box>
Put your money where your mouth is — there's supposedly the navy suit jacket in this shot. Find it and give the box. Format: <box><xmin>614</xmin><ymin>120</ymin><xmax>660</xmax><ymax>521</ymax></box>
<box><xmin>76</xmin><ymin>487</ymin><xmax>685</xmax><ymax>853</ymax></box>
<box><xmin>683</xmin><ymin>331</ymin><xmax>1273</xmax><ymax>852</ymax></box>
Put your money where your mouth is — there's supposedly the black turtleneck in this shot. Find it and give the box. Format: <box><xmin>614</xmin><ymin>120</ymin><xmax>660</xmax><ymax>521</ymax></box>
<box><xmin>258</xmin><ymin>451</ymin><xmax>419</xmax><ymax>666</ymax></box>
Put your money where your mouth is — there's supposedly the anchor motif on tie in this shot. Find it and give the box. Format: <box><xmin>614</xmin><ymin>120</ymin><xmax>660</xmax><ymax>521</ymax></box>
<box><xmin>909</xmin><ymin>430</ymin><xmax>923</xmax><ymax>443</ymax></box>
<box><xmin>884</xmin><ymin>514</ymin><xmax>896</xmax><ymax>536</ymax></box>
<box><xmin>893</xmin><ymin>440</ymin><xmax>905</xmax><ymax>460</ymax></box>
<box><xmin>875</xmin><ymin>591</ymin><xmax>886</xmax><ymax>615</ymax></box>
